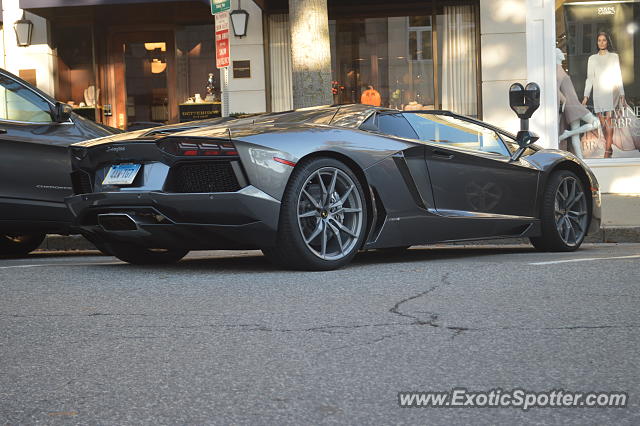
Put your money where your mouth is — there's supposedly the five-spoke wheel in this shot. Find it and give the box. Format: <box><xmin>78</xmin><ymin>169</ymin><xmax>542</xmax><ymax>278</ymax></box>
<box><xmin>263</xmin><ymin>157</ymin><xmax>367</xmax><ymax>270</ymax></box>
<box><xmin>531</xmin><ymin>170</ymin><xmax>589</xmax><ymax>252</ymax></box>
<box><xmin>297</xmin><ymin>166</ymin><xmax>364</xmax><ymax>261</ymax></box>
<box><xmin>553</xmin><ymin>174</ymin><xmax>588</xmax><ymax>247</ymax></box>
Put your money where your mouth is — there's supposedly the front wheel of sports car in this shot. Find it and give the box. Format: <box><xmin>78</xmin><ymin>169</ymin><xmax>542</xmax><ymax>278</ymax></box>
<box><xmin>530</xmin><ymin>170</ymin><xmax>589</xmax><ymax>252</ymax></box>
<box><xmin>0</xmin><ymin>233</ymin><xmax>45</xmax><ymax>257</ymax></box>
<box><xmin>264</xmin><ymin>157</ymin><xmax>368</xmax><ymax>271</ymax></box>
<box><xmin>105</xmin><ymin>242</ymin><xmax>189</xmax><ymax>265</ymax></box>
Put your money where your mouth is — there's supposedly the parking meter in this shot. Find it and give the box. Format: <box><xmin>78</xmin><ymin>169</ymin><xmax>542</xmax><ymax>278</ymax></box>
<box><xmin>509</xmin><ymin>82</ymin><xmax>541</xmax><ymax>156</ymax></box>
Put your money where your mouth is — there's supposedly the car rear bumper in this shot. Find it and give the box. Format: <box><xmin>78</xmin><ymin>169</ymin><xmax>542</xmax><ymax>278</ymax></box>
<box><xmin>65</xmin><ymin>186</ymin><xmax>281</xmax><ymax>249</ymax></box>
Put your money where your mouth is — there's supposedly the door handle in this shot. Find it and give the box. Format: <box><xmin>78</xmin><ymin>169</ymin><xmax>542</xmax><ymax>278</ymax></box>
<box><xmin>432</xmin><ymin>149</ymin><xmax>453</xmax><ymax>160</ymax></box>
<box><xmin>0</xmin><ymin>128</ymin><xmax>7</xmax><ymax>134</ymax></box>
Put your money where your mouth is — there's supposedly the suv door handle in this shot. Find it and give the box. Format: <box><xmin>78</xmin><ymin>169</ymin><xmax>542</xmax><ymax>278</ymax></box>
<box><xmin>0</xmin><ymin>128</ymin><xmax>7</xmax><ymax>134</ymax></box>
<box><xmin>432</xmin><ymin>149</ymin><xmax>453</xmax><ymax>159</ymax></box>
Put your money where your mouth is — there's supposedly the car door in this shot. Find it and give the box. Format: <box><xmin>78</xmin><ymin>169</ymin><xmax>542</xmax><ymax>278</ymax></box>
<box><xmin>0</xmin><ymin>72</ymin><xmax>75</xmax><ymax>223</ymax></box>
<box><xmin>403</xmin><ymin>112</ymin><xmax>540</xmax><ymax>229</ymax></box>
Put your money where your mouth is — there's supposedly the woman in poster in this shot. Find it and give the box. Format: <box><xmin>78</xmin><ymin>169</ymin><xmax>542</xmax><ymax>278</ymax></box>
<box><xmin>581</xmin><ymin>31</ymin><xmax>626</xmax><ymax>158</ymax></box>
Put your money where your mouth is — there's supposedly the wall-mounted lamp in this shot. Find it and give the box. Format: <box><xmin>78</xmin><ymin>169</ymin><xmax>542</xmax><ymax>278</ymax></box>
<box><xmin>230</xmin><ymin>0</ymin><xmax>249</xmax><ymax>38</ymax></box>
<box><xmin>14</xmin><ymin>12</ymin><xmax>34</xmax><ymax>47</ymax></box>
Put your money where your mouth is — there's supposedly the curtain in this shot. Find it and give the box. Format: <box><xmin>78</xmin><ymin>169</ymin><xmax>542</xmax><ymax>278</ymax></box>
<box><xmin>441</xmin><ymin>5</ymin><xmax>478</xmax><ymax>116</ymax></box>
<box><xmin>269</xmin><ymin>14</ymin><xmax>293</xmax><ymax>112</ymax></box>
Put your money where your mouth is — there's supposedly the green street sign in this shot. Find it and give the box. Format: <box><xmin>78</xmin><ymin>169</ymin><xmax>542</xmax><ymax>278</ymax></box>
<box><xmin>211</xmin><ymin>0</ymin><xmax>230</xmax><ymax>14</ymax></box>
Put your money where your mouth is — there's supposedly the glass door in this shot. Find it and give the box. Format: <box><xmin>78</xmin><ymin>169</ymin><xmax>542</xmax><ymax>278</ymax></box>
<box><xmin>110</xmin><ymin>31</ymin><xmax>177</xmax><ymax>129</ymax></box>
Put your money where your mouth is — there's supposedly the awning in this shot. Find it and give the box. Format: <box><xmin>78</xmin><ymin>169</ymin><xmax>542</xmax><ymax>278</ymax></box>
<box><xmin>19</xmin><ymin>0</ymin><xmax>221</xmax><ymax>24</ymax></box>
<box><xmin>19</xmin><ymin>0</ymin><xmax>209</xmax><ymax>8</ymax></box>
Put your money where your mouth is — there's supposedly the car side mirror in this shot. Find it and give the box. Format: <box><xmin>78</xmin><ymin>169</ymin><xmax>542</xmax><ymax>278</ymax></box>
<box><xmin>515</xmin><ymin>130</ymin><xmax>539</xmax><ymax>148</ymax></box>
<box><xmin>51</xmin><ymin>102</ymin><xmax>73</xmax><ymax>123</ymax></box>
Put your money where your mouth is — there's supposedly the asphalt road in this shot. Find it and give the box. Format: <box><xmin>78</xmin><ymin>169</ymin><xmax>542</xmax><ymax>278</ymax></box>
<box><xmin>1</xmin><ymin>243</ymin><xmax>639</xmax><ymax>425</ymax></box>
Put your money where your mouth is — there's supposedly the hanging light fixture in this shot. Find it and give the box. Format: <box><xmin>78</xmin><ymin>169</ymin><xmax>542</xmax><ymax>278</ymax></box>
<box><xmin>144</xmin><ymin>42</ymin><xmax>167</xmax><ymax>52</ymax></box>
<box><xmin>14</xmin><ymin>12</ymin><xmax>34</xmax><ymax>47</ymax></box>
<box><xmin>230</xmin><ymin>0</ymin><xmax>249</xmax><ymax>38</ymax></box>
<box><xmin>150</xmin><ymin>58</ymin><xmax>167</xmax><ymax>74</ymax></box>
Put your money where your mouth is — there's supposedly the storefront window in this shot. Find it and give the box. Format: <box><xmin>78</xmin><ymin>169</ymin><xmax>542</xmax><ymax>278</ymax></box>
<box><xmin>55</xmin><ymin>26</ymin><xmax>100</xmax><ymax>122</ymax></box>
<box><xmin>267</xmin><ymin>3</ymin><xmax>480</xmax><ymax>117</ymax></box>
<box><xmin>328</xmin><ymin>3</ymin><xmax>479</xmax><ymax>116</ymax></box>
<box><xmin>123</xmin><ymin>40</ymin><xmax>170</xmax><ymax>124</ymax></box>
<box><xmin>176</xmin><ymin>25</ymin><xmax>220</xmax><ymax>104</ymax></box>
<box><xmin>556</xmin><ymin>0</ymin><xmax>640</xmax><ymax>159</ymax></box>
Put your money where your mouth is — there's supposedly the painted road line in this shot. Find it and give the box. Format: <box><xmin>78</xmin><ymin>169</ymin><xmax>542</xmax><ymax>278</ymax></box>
<box><xmin>530</xmin><ymin>254</ymin><xmax>640</xmax><ymax>265</ymax></box>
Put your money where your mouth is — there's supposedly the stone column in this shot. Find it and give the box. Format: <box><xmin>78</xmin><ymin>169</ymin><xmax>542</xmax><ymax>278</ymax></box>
<box><xmin>288</xmin><ymin>0</ymin><xmax>332</xmax><ymax>108</ymax></box>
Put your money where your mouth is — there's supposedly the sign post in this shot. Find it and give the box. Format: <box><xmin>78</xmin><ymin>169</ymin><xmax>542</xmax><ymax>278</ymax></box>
<box><xmin>215</xmin><ymin>11</ymin><xmax>230</xmax><ymax>116</ymax></box>
<box><xmin>215</xmin><ymin>11</ymin><xmax>230</xmax><ymax>68</ymax></box>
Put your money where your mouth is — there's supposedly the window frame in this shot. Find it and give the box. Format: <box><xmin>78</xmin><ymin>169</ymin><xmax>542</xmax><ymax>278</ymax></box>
<box><xmin>359</xmin><ymin>110</ymin><xmax>530</xmax><ymax>160</ymax></box>
<box><xmin>0</xmin><ymin>71</ymin><xmax>73</xmax><ymax>126</ymax></box>
<box><xmin>360</xmin><ymin>111</ymin><xmax>420</xmax><ymax>140</ymax></box>
<box><xmin>400</xmin><ymin>111</ymin><xmax>513</xmax><ymax>158</ymax></box>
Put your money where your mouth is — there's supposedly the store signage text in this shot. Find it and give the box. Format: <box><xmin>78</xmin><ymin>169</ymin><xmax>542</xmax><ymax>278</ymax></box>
<box><xmin>215</xmin><ymin>11</ymin><xmax>230</xmax><ymax>68</ymax></box>
<box><xmin>597</xmin><ymin>6</ymin><xmax>615</xmax><ymax>15</ymax></box>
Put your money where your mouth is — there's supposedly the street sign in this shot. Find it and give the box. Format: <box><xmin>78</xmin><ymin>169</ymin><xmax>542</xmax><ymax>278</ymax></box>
<box><xmin>215</xmin><ymin>11</ymin><xmax>230</xmax><ymax>68</ymax></box>
<box><xmin>211</xmin><ymin>0</ymin><xmax>230</xmax><ymax>14</ymax></box>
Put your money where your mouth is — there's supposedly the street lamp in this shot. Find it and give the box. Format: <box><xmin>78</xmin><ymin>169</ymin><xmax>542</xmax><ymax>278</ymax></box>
<box><xmin>14</xmin><ymin>12</ymin><xmax>34</xmax><ymax>47</ymax></box>
<box><xmin>230</xmin><ymin>0</ymin><xmax>249</xmax><ymax>38</ymax></box>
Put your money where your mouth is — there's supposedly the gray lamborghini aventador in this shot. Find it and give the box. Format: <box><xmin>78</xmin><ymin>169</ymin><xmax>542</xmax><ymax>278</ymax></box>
<box><xmin>65</xmin><ymin>104</ymin><xmax>601</xmax><ymax>270</ymax></box>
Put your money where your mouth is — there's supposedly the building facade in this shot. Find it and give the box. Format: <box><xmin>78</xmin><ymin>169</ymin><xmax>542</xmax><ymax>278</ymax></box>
<box><xmin>1</xmin><ymin>0</ymin><xmax>638</xmax><ymax>219</ymax></box>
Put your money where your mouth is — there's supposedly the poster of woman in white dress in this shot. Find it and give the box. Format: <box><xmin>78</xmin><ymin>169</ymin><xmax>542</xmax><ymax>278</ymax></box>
<box><xmin>580</xmin><ymin>32</ymin><xmax>640</xmax><ymax>158</ymax></box>
<box><xmin>559</xmin><ymin>1</ymin><xmax>640</xmax><ymax>159</ymax></box>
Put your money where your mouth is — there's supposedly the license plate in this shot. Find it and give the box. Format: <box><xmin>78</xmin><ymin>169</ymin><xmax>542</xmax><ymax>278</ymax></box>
<box><xmin>102</xmin><ymin>164</ymin><xmax>141</xmax><ymax>185</ymax></box>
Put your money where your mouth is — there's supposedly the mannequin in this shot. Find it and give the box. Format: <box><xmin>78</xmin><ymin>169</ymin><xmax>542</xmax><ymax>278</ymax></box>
<box><xmin>84</xmin><ymin>85</ymin><xmax>99</xmax><ymax>107</ymax></box>
<box><xmin>556</xmin><ymin>48</ymin><xmax>600</xmax><ymax>158</ymax></box>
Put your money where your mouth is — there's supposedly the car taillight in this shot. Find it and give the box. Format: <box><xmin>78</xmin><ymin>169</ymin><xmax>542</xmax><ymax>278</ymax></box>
<box><xmin>159</xmin><ymin>138</ymin><xmax>238</xmax><ymax>157</ymax></box>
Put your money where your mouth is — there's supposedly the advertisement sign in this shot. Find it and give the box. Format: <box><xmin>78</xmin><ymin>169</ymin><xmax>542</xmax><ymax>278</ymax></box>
<box><xmin>557</xmin><ymin>1</ymin><xmax>640</xmax><ymax>159</ymax></box>
<box><xmin>215</xmin><ymin>11</ymin><xmax>230</xmax><ymax>68</ymax></box>
<box><xmin>211</xmin><ymin>0</ymin><xmax>230</xmax><ymax>14</ymax></box>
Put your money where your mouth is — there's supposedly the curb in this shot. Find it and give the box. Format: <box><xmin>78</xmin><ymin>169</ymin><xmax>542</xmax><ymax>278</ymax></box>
<box><xmin>38</xmin><ymin>227</ymin><xmax>640</xmax><ymax>252</ymax></box>
<box><xmin>38</xmin><ymin>235</ymin><xmax>97</xmax><ymax>251</ymax></box>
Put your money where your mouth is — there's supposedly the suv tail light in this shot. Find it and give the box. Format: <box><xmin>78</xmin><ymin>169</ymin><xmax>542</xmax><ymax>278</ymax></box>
<box><xmin>158</xmin><ymin>137</ymin><xmax>238</xmax><ymax>157</ymax></box>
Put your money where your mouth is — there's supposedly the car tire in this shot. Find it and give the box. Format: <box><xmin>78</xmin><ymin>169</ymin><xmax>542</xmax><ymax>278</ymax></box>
<box><xmin>105</xmin><ymin>242</ymin><xmax>188</xmax><ymax>265</ymax></box>
<box><xmin>263</xmin><ymin>157</ymin><xmax>368</xmax><ymax>271</ymax></box>
<box><xmin>530</xmin><ymin>170</ymin><xmax>589</xmax><ymax>252</ymax></box>
<box><xmin>0</xmin><ymin>233</ymin><xmax>46</xmax><ymax>257</ymax></box>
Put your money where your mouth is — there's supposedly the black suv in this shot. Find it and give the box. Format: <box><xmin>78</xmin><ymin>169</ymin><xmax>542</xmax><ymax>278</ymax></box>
<box><xmin>0</xmin><ymin>68</ymin><xmax>118</xmax><ymax>256</ymax></box>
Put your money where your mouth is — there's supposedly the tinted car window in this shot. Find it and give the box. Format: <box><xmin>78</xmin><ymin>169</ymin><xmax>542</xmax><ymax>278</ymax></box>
<box><xmin>0</xmin><ymin>75</ymin><xmax>52</xmax><ymax>123</ymax></box>
<box><xmin>377</xmin><ymin>114</ymin><xmax>418</xmax><ymax>139</ymax></box>
<box><xmin>331</xmin><ymin>107</ymin><xmax>377</xmax><ymax>128</ymax></box>
<box><xmin>404</xmin><ymin>113</ymin><xmax>509</xmax><ymax>156</ymax></box>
